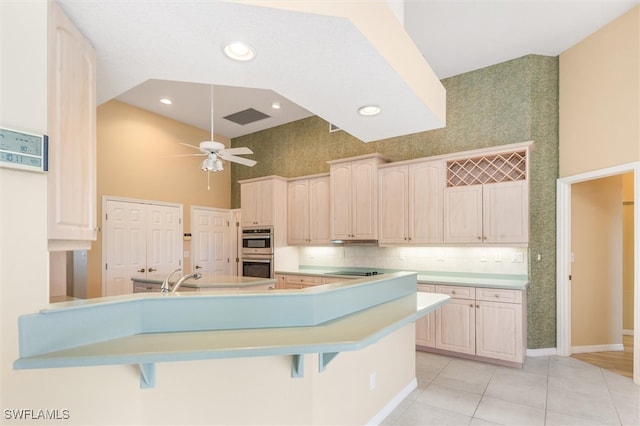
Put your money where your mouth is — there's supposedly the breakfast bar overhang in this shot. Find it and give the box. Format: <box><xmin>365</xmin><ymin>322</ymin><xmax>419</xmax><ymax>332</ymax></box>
<box><xmin>14</xmin><ymin>272</ymin><xmax>449</xmax><ymax>389</ymax></box>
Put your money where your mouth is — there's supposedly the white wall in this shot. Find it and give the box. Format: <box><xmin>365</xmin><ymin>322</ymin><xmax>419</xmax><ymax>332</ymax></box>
<box><xmin>299</xmin><ymin>246</ymin><xmax>529</xmax><ymax>275</ymax></box>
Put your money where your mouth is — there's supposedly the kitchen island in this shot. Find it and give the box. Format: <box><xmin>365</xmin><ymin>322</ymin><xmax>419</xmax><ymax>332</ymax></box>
<box><xmin>131</xmin><ymin>273</ymin><xmax>276</xmax><ymax>292</ymax></box>
<box><xmin>13</xmin><ymin>272</ymin><xmax>449</xmax><ymax>425</ymax></box>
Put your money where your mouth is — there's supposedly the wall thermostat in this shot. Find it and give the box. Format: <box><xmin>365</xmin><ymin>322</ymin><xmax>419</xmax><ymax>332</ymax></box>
<box><xmin>0</xmin><ymin>127</ymin><xmax>48</xmax><ymax>172</ymax></box>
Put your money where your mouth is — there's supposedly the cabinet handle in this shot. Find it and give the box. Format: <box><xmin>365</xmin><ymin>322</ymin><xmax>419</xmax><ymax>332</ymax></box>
<box><xmin>476</xmin><ymin>304</ymin><xmax>480</xmax><ymax>308</ymax></box>
<box><xmin>477</xmin><ymin>236</ymin><xmax>482</xmax><ymax>240</ymax></box>
<box><xmin>146</xmin><ymin>286</ymin><xmax>153</xmax><ymax>291</ymax></box>
<box><xmin>469</xmin><ymin>304</ymin><xmax>474</xmax><ymax>308</ymax></box>
<box><xmin>137</xmin><ymin>268</ymin><xmax>146</xmax><ymax>273</ymax></box>
<box><xmin>494</xmin><ymin>294</ymin><xmax>499</xmax><ymax>298</ymax></box>
<box><xmin>148</xmin><ymin>267</ymin><xmax>156</xmax><ymax>272</ymax></box>
<box><xmin>451</xmin><ymin>290</ymin><xmax>456</xmax><ymax>294</ymax></box>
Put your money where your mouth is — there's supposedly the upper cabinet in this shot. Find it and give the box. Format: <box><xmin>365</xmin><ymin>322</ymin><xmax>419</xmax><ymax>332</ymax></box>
<box><xmin>287</xmin><ymin>174</ymin><xmax>330</xmax><ymax>245</ymax></box>
<box><xmin>328</xmin><ymin>154</ymin><xmax>388</xmax><ymax>241</ymax></box>
<box><xmin>47</xmin><ymin>1</ymin><xmax>97</xmax><ymax>250</ymax></box>
<box><xmin>378</xmin><ymin>160</ymin><xmax>444</xmax><ymax>245</ymax></box>
<box><xmin>443</xmin><ymin>149</ymin><xmax>529</xmax><ymax>244</ymax></box>
<box><xmin>240</xmin><ymin>176</ymin><xmax>287</xmax><ymax>230</ymax></box>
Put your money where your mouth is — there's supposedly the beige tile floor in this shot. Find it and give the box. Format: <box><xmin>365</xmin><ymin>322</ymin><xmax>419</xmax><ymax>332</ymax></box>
<box><xmin>383</xmin><ymin>351</ymin><xmax>640</xmax><ymax>426</ymax></box>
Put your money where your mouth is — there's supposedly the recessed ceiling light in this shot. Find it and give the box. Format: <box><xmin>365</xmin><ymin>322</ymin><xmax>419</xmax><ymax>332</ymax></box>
<box><xmin>271</xmin><ymin>101</ymin><xmax>281</xmax><ymax>110</ymax></box>
<box><xmin>358</xmin><ymin>105</ymin><xmax>381</xmax><ymax>116</ymax></box>
<box><xmin>223</xmin><ymin>41</ymin><xmax>255</xmax><ymax>61</ymax></box>
<box><xmin>160</xmin><ymin>98</ymin><xmax>172</xmax><ymax>105</ymax></box>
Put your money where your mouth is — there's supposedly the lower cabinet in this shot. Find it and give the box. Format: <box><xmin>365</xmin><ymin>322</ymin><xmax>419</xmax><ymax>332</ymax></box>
<box><xmin>275</xmin><ymin>274</ymin><xmax>352</xmax><ymax>289</ymax></box>
<box><xmin>417</xmin><ymin>284</ymin><xmax>525</xmax><ymax>366</ymax></box>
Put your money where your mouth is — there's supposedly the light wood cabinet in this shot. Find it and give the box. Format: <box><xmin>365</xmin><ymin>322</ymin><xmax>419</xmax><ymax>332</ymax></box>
<box><xmin>47</xmin><ymin>1</ymin><xmax>97</xmax><ymax>250</ymax></box>
<box><xmin>239</xmin><ymin>177</ymin><xmax>288</xmax><ymax>247</ymax></box>
<box><xmin>443</xmin><ymin>149</ymin><xmax>529</xmax><ymax>245</ymax></box>
<box><xmin>435</xmin><ymin>286</ymin><xmax>476</xmax><ymax>355</ymax></box>
<box><xmin>444</xmin><ymin>181</ymin><xmax>528</xmax><ymax>244</ymax></box>
<box><xmin>275</xmin><ymin>273</ymin><xmax>351</xmax><ymax>289</ymax></box>
<box><xmin>415</xmin><ymin>284</ymin><xmax>436</xmax><ymax>347</ymax></box>
<box><xmin>287</xmin><ymin>175</ymin><xmax>330</xmax><ymax>245</ymax></box>
<box><xmin>328</xmin><ymin>154</ymin><xmax>388</xmax><ymax>241</ymax></box>
<box><xmin>417</xmin><ymin>284</ymin><xmax>525</xmax><ymax>366</ymax></box>
<box><xmin>378</xmin><ymin>160</ymin><xmax>444</xmax><ymax>244</ymax></box>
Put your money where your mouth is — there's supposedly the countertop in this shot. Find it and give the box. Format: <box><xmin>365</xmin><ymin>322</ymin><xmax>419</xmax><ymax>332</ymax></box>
<box><xmin>131</xmin><ymin>274</ymin><xmax>275</xmax><ymax>289</ymax></box>
<box><xmin>275</xmin><ymin>267</ymin><xmax>528</xmax><ymax>290</ymax></box>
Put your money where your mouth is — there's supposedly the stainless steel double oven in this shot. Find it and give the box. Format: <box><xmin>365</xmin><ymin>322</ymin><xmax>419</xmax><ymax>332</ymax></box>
<box><xmin>241</xmin><ymin>227</ymin><xmax>273</xmax><ymax>278</ymax></box>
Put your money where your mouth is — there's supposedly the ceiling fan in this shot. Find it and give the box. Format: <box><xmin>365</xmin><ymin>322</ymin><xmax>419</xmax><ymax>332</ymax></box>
<box><xmin>175</xmin><ymin>85</ymin><xmax>257</xmax><ymax>177</ymax></box>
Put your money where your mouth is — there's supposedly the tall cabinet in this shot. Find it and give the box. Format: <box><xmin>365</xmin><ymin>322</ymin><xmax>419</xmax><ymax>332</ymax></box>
<box><xmin>287</xmin><ymin>174</ymin><xmax>331</xmax><ymax>245</ymax></box>
<box><xmin>328</xmin><ymin>154</ymin><xmax>388</xmax><ymax>241</ymax></box>
<box><xmin>443</xmin><ymin>149</ymin><xmax>529</xmax><ymax>244</ymax></box>
<box><xmin>47</xmin><ymin>1</ymin><xmax>97</xmax><ymax>250</ymax></box>
<box><xmin>378</xmin><ymin>160</ymin><xmax>444</xmax><ymax>244</ymax></box>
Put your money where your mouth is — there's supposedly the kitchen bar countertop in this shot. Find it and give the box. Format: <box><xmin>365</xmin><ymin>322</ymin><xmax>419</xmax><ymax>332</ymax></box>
<box><xmin>276</xmin><ymin>267</ymin><xmax>528</xmax><ymax>290</ymax></box>
<box><xmin>131</xmin><ymin>274</ymin><xmax>275</xmax><ymax>289</ymax></box>
<box><xmin>14</xmin><ymin>272</ymin><xmax>449</xmax><ymax>388</ymax></box>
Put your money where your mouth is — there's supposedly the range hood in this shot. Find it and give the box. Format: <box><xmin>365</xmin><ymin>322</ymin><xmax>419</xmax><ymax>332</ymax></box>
<box><xmin>331</xmin><ymin>239</ymin><xmax>378</xmax><ymax>245</ymax></box>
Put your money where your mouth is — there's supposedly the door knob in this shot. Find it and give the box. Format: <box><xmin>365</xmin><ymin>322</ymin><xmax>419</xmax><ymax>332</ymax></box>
<box><xmin>137</xmin><ymin>268</ymin><xmax>146</xmax><ymax>273</ymax></box>
<box><xmin>148</xmin><ymin>267</ymin><xmax>157</xmax><ymax>272</ymax></box>
<box><xmin>194</xmin><ymin>265</ymin><xmax>203</xmax><ymax>269</ymax></box>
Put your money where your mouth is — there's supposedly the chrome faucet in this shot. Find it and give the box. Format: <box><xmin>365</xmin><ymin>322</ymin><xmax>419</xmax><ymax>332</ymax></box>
<box><xmin>171</xmin><ymin>272</ymin><xmax>202</xmax><ymax>293</ymax></box>
<box><xmin>160</xmin><ymin>268</ymin><xmax>182</xmax><ymax>293</ymax></box>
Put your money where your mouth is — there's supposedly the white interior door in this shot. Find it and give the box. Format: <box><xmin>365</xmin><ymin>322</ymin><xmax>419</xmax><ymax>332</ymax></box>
<box><xmin>146</xmin><ymin>204</ymin><xmax>182</xmax><ymax>277</ymax></box>
<box><xmin>104</xmin><ymin>199</ymin><xmax>183</xmax><ymax>296</ymax></box>
<box><xmin>104</xmin><ymin>200</ymin><xmax>146</xmax><ymax>296</ymax></box>
<box><xmin>192</xmin><ymin>207</ymin><xmax>232</xmax><ymax>276</ymax></box>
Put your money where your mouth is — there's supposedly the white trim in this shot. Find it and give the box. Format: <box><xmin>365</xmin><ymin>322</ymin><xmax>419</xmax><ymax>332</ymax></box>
<box><xmin>526</xmin><ymin>347</ymin><xmax>557</xmax><ymax>357</ymax></box>
<box><xmin>367</xmin><ymin>378</ymin><xmax>417</xmax><ymax>426</ymax></box>
<box><xmin>556</xmin><ymin>161</ymin><xmax>640</xmax><ymax>385</ymax></box>
<box><xmin>623</xmin><ymin>329</ymin><xmax>635</xmax><ymax>336</ymax></box>
<box><xmin>572</xmin><ymin>344</ymin><xmax>624</xmax><ymax>354</ymax></box>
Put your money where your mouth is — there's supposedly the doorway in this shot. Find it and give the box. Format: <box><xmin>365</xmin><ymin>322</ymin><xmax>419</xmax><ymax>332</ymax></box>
<box><xmin>557</xmin><ymin>162</ymin><xmax>640</xmax><ymax>384</ymax></box>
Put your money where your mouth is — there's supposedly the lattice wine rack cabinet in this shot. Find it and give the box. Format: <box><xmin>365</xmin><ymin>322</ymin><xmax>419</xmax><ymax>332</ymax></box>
<box><xmin>446</xmin><ymin>150</ymin><xmax>527</xmax><ymax>187</ymax></box>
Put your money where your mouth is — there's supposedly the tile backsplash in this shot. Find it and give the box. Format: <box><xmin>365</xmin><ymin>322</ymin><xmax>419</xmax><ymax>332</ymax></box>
<box><xmin>299</xmin><ymin>246</ymin><xmax>529</xmax><ymax>275</ymax></box>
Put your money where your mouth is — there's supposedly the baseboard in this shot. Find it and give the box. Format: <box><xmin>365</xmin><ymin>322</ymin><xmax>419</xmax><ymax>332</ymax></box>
<box><xmin>572</xmin><ymin>344</ymin><xmax>624</xmax><ymax>353</ymax></box>
<box><xmin>623</xmin><ymin>329</ymin><xmax>635</xmax><ymax>336</ymax></box>
<box><xmin>526</xmin><ymin>347</ymin><xmax>557</xmax><ymax>357</ymax></box>
<box><xmin>367</xmin><ymin>378</ymin><xmax>417</xmax><ymax>426</ymax></box>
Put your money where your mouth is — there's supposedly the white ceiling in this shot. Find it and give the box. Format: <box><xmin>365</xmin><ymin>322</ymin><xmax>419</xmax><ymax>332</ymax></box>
<box><xmin>58</xmin><ymin>0</ymin><xmax>639</xmax><ymax>141</ymax></box>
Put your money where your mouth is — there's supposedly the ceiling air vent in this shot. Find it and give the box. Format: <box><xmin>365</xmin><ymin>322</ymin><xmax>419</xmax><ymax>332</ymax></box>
<box><xmin>223</xmin><ymin>108</ymin><xmax>270</xmax><ymax>125</ymax></box>
<box><xmin>329</xmin><ymin>123</ymin><xmax>341</xmax><ymax>132</ymax></box>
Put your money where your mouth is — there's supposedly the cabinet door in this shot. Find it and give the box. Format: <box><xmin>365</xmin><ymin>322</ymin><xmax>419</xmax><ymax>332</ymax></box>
<box><xmin>443</xmin><ymin>185</ymin><xmax>483</xmax><ymax>243</ymax></box>
<box><xmin>240</xmin><ymin>182</ymin><xmax>259</xmax><ymax>227</ymax></box>
<box><xmin>476</xmin><ymin>301</ymin><xmax>523</xmax><ymax>362</ymax></box>
<box><xmin>275</xmin><ymin>274</ymin><xmax>287</xmax><ymax>290</ymax></box>
<box><xmin>330</xmin><ymin>163</ymin><xmax>352</xmax><ymax>240</ymax></box>
<box><xmin>410</xmin><ymin>161</ymin><xmax>444</xmax><ymax>244</ymax></box>
<box><xmin>256</xmin><ymin>180</ymin><xmax>274</xmax><ymax>226</ymax></box>
<box><xmin>287</xmin><ymin>180</ymin><xmax>309</xmax><ymax>244</ymax></box>
<box><xmin>351</xmin><ymin>159</ymin><xmax>378</xmax><ymax>239</ymax></box>
<box><xmin>483</xmin><ymin>180</ymin><xmax>529</xmax><ymax>243</ymax></box>
<box><xmin>378</xmin><ymin>166</ymin><xmax>409</xmax><ymax>244</ymax></box>
<box><xmin>47</xmin><ymin>1</ymin><xmax>97</xmax><ymax>247</ymax></box>
<box><xmin>308</xmin><ymin>176</ymin><xmax>331</xmax><ymax>244</ymax></box>
<box><xmin>416</xmin><ymin>284</ymin><xmax>436</xmax><ymax>347</ymax></box>
<box><xmin>436</xmin><ymin>298</ymin><xmax>475</xmax><ymax>354</ymax></box>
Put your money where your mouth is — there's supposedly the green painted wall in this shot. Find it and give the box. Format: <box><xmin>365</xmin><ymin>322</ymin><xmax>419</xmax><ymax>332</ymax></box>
<box><xmin>231</xmin><ymin>54</ymin><xmax>559</xmax><ymax>349</ymax></box>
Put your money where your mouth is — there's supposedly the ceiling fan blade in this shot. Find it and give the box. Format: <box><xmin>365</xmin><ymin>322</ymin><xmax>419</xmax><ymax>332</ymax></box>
<box><xmin>179</xmin><ymin>142</ymin><xmax>203</xmax><ymax>151</ymax></box>
<box><xmin>165</xmin><ymin>153</ymin><xmax>207</xmax><ymax>158</ymax></box>
<box><xmin>219</xmin><ymin>153</ymin><xmax>257</xmax><ymax>167</ymax></box>
<box><xmin>221</xmin><ymin>147</ymin><xmax>253</xmax><ymax>156</ymax></box>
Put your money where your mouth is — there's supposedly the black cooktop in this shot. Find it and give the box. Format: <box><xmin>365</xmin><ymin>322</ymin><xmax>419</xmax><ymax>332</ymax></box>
<box><xmin>329</xmin><ymin>270</ymin><xmax>383</xmax><ymax>277</ymax></box>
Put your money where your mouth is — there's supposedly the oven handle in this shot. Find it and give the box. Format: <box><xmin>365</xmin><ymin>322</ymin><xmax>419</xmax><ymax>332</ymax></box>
<box><xmin>242</xmin><ymin>258</ymin><xmax>272</xmax><ymax>263</ymax></box>
<box><xmin>242</xmin><ymin>235</ymin><xmax>272</xmax><ymax>239</ymax></box>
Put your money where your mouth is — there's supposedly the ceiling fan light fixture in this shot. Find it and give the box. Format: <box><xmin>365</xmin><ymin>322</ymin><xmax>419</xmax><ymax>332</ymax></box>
<box><xmin>223</xmin><ymin>41</ymin><xmax>255</xmax><ymax>61</ymax></box>
<box><xmin>358</xmin><ymin>105</ymin><xmax>381</xmax><ymax>116</ymax></box>
<box><xmin>201</xmin><ymin>156</ymin><xmax>224</xmax><ymax>172</ymax></box>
